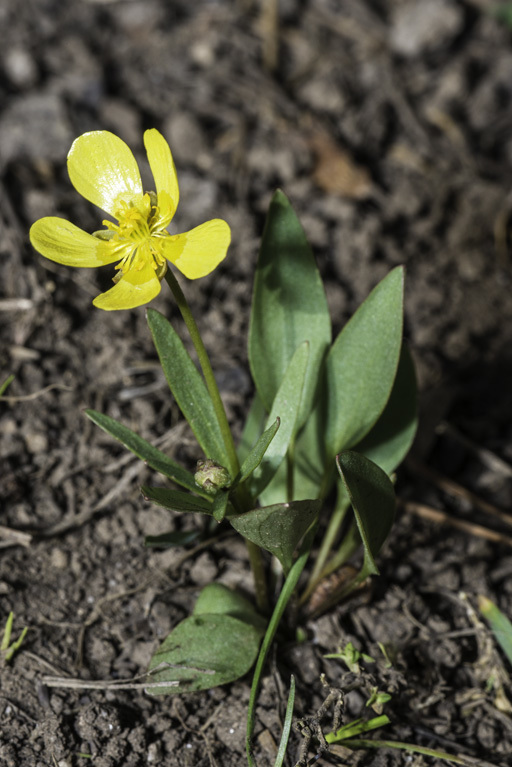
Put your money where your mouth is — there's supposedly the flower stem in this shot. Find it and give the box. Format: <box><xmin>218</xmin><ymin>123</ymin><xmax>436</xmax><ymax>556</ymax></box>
<box><xmin>165</xmin><ymin>269</ymin><xmax>239</xmax><ymax>478</ymax></box>
<box><xmin>164</xmin><ymin>269</ymin><xmax>268</xmax><ymax>612</ymax></box>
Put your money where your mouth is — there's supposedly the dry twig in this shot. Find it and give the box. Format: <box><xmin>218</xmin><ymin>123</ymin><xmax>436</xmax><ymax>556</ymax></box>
<box><xmin>0</xmin><ymin>526</ymin><xmax>32</xmax><ymax>549</ymax></box>
<box><xmin>437</xmin><ymin>422</ymin><xmax>512</xmax><ymax>478</ymax></box>
<box><xmin>0</xmin><ymin>383</ymin><xmax>73</xmax><ymax>403</ymax></box>
<box><xmin>407</xmin><ymin>458</ymin><xmax>512</xmax><ymax>529</ymax></box>
<box><xmin>401</xmin><ymin>501</ymin><xmax>512</xmax><ymax>548</ymax></box>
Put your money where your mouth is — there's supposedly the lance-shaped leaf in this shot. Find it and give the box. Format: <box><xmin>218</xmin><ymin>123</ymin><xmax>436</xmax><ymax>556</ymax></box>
<box><xmin>336</xmin><ymin>451</ymin><xmax>395</xmax><ymax>578</ymax></box>
<box><xmin>355</xmin><ymin>344</ymin><xmax>417</xmax><ymax>474</ymax></box>
<box><xmin>237</xmin><ymin>418</ymin><xmax>280</xmax><ymax>486</ymax></box>
<box><xmin>0</xmin><ymin>374</ymin><xmax>14</xmax><ymax>397</ymax></box>
<box><xmin>230</xmin><ymin>499</ymin><xmax>321</xmax><ymax>573</ymax></box>
<box><xmin>257</xmin><ymin>459</ymin><xmax>287</xmax><ymax>508</ymax></box>
<box><xmin>478</xmin><ymin>596</ymin><xmax>512</xmax><ymax>667</ymax></box>
<box><xmin>237</xmin><ymin>392</ymin><xmax>268</xmax><ymax>464</ymax></box>
<box><xmin>257</xmin><ymin>392</ymin><xmax>326</xmax><ymax>507</ymax></box>
<box><xmin>211</xmin><ymin>488</ymin><xmax>230</xmax><ymax>522</ymax></box>
<box><xmin>147</xmin><ymin>308</ymin><xmax>229</xmax><ymax>467</ymax></box>
<box><xmin>141</xmin><ymin>486</ymin><xmax>213</xmax><ymax>514</ymax></box>
<box><xmin>326</xmin><ymin>267</ymin><xmax>404</xmax><ymax>460</ymax></box>
<box><xmin>275</xmin><ymin>676</ymin><xmax>296</xmax><ymax>767</ymax></box>
<box><xmin>85</xmin><ymin>409</ymin><xmax>203</xmax><ymax>496</ymax></box>
<box><xmin>249</xmin><ymin>342</ymin><xmax>309</xmax><ymax>499</ymax></box>
<box><xmin>146</xmin><ymin>584</ymin><xmax>264</xmax><ymax>695</ymax></box>
<box><xmin>292</xmin><ymin>391</ymin><xmax>327</xmax><ymax>501</ymax></box>
<box><xmin>249</xmin><ymin>190</ymin><xmax>331</xmax><ymax>427</ymax></box>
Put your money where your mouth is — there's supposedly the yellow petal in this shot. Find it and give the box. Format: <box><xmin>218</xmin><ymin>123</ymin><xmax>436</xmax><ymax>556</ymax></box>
<box><xmin>144</xmin><ymin>129</ymin><xmax>179</xmax><ymax>221</ymax></box>
<box><xmin>92</xmin><ymin>261</ymin><xmax>162</xmax><ymax>311</ymax></box>
<box><xmin>30</xmin><ymin>217</ymin><xmax>118</xmax><ymax>267</ymax></box>
<box><xmin>67</xmin><ymin>131</ymin><xmax>143</xmax><ymax>217</ymax></box>
<box><xmin>161</xmin><ymin>219</ymin><xmax>231</xmax><ymax>279</ymax></box>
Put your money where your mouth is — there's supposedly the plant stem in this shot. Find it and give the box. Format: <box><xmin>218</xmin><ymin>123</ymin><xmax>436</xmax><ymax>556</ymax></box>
<box><xmin>300</xmin><ymin>494</ymin><xmax>350</xmax><ymax>604</ymax></box>
<box><xmin>164</xmin><ymin>270</ymin><xmax>268</xmax><ymax>611</ymax></box>
<box><xmin>165</xmin><ymin>269</ymin><xmax>239</xmax><ymax>478</ymax></box>
<box><xmin>246</xmin><ymin>539</ymin><xmax>269</xmax><ymax>614</ymax></box>
<box><xmin>286</xmin><ymin>439</ymin><xmax>295</xmax><ymax>503</ymax></box>
<box><xmin>320</xmin><ymin>520</ymin><xmax>360</xmax><ymax>580</ymax></box>
<box><xmin>246</xmin><ymin>523</ymin><xmax>317</xmax><ymax>766</ymax></box>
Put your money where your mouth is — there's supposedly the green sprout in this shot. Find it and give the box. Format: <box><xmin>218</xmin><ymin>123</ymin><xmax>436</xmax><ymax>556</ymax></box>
<box><xmin>1</xmin><ymin>612</ymin><xmax>28</xmax><ymax>664</ymax></box>
<box><xmin>296</xmin><ymin>660</ymin><xmax>465</xmax><ymax>766</ymax></box>
<box><xmin>0</xmin><ymin>374</ymin><xmax>15</xmax><ymax>397</ymax></box>
<box><xmin>478</xmin><ymin>595</ymin><xmax>512</xmax><ymax>667</ymax></box>
<box><xmin>324</xmin><ymin>642</ymin><xmax>375</xmax><ymax>674</ymax></box>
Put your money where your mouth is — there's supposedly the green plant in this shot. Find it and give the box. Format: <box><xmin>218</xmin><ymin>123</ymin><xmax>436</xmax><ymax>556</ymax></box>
<box><xmin>293</xmin><ymin>645</ymin><xmax>465</xmax><ymax>766</ymax></box>
<box><xmin>493</xmin><ymin>3</ymin><xmax>512</xmax><ymax>28</ymax></box>
<box><xmin>479</xmin><ymin>596</ymin><xmax>512</xmax><ymax>667</ymax></box>
<box><xmin>30</xmin><ymin>130</ymin><xmax>418</xmax><ymax>764</ymax></box>
<box><xmin>1</xmin><ymin>612</ymin><xmax>28</xmax><ymax>664</ymax></box>
<box><xmin>0</xmin><ymin>374</ymin><xmax>15</xmax><ymax>397</ymax></box>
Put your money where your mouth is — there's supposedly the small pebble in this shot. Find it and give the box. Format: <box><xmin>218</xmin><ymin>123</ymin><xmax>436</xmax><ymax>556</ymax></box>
<box><xmin>164</xmin><ymin>113</ymin><xmax>208</xmax><ymax>166</ymax></box>
<box><xmin>391</xmin><ymin>0</ymin><xmax>463</xmax><ymax>57</ymax></box>
<box><xmin>24</xmin><ymin>432</ymin><xmax>48</xmax><ymax>455</ymax></box>
<box><xmin>3</xmin><ymin>47</ymin><xmax>38</xmax><ymax>89</ymax></box>
<box><xmin>49</xmin><ymin>548</ymin><xmax>68</xmax><ymax>570</ymax></box>
<box><xmin>189</xmin><ymin>552</ymin><xmax>217</xmax><ymax>586</ymax></box>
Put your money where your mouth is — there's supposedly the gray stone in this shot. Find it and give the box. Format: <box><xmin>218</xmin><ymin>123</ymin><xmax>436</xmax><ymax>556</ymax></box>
<box><xmin>0</xmin><ymin>93</ymin><xmax>72</xmax><ymax>168</ymax></box>
<box><xmin>391</xmin><ymin>0</ymin><xmax>463</xmax><ymax>57</ymax></box>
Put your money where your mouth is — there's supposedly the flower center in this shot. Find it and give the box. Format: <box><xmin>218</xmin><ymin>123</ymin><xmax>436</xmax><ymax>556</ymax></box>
<box><xmin>105</xmin><ymin>192</ymin><xmax>168</xmax><ymax>279</ymax></box>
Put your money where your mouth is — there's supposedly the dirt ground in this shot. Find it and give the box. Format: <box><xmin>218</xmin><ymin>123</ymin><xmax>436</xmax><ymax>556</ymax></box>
<box><xmin>1</xmin><ymin>1</ymin><xmax>512</xmax><ymax>765</ymax></box>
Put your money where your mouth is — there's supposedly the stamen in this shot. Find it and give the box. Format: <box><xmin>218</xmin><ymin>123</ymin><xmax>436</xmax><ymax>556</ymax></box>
<box><xmin>103</xmin><ymin>191</ymin><xmax>170</xmax><ymax>279</ymax></box>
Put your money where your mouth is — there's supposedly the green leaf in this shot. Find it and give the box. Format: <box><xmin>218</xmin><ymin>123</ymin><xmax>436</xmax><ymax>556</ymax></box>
<box><xmin>336</xmin><ymin>451</ymin><xmax>395</xmax><ymax>577</ymax></box>
<box><xmin>85</xmin><ymin>409</ymin><xmax>205</xmax><ymax>497</ymax></box>
<box><xmin>0</xmin><ymin>612</ymin><xmax>14</xmax><ymax>652</ymax></box>
<box><xmin>211</xmin><ymin>488</ymin><xmax>230</xmax><ymax>522</ymax></box>
<box><xmin>326</xmin><ymin>715</ymin><xmax>390</xmax><ymax>743</ymax></box>
<box><xmin>355</xmin><ymin>344</ymin><xmax>417</xmax><ymax>474</ymax></box>
<box><xmin>257</xmin><ymin>459</ymin><xmax>287</xmax><ymax>508</ymax></box>
<box><xmin>478</xmin><ymin>595</ymin><xmax>512</xmax><ymax>666</ymax></box>
<box><xmin>246</xmin><ymin>524</ymin><xmax>317</xmax><ymax>766</ymax></box>
<box><xmin>238</xmin><ymin>418</ymin><xmax>280</xmax><ymax>485</ymax></box>
<box><xmin>0</xmin><ymin>612</ymin><xmax>28</xmax><ymax>663</ymax></box>
<box><xmin>230</xmin><ymin>499</ymin><xmax>321</xmax><ymax>573</ymax></box>
<box><xmin>326</xmin><ymin>267</ymin><xmax>404</xmax><ymax>459</ymax></box>
<box><xmin>274</xmin><ymin>676</ymin><xmax>296</xmax><ymax>767</ymax></box>
<box><xmin>141</xmin><ymin>486</ymin><xmax>213</xmax><ymax>514</ymax></box>
<box><xmin>238</xmin><ymin>392</ymin><xmax>268</xmax><ymax>464</ymax></box>
<box><xmin>339</xmin><ymin>738</ymin><xmax>466</xmax><ymax>764</ymax></box>
<box><xmin>257</xmin><ymin>389</ymin><xmax>327</xmax><ymax>507</ymax></box>
<box><xmin>194</xmin><ymin>583</ymin><xmax>267</xmax><ymax>633</ymax></box>
<box><xmin>250</xmin><ymin>342</ymin><xmax>309</xmax><ymax>499</ymax></box>
<box><xmin>248</xmin><ymin>190</ymin><xmax>331</xmax><ymax>427</ymax></box>
<box><xmin>292</xmin><ymin>393</ymin><xmax>327</xmax><ymax>500</ymax></box>
<box><xmin>147</xmin><ymin>308</ymin><xmax>229</xmax><ymax>467</ymax></box>
<box><xmin>146</xmin><ymin>614</ymin><xmax>262</xmax><ymax>695</ymax></box>
<box><xmin>146</xmin><ymin>584</ymin><xmax>264</xmax><ymax>695</ymax></box>
<box><xmin>0</xmin><ymin>374</ymin><xmax>15</xmax><ymax>397</ymax></box>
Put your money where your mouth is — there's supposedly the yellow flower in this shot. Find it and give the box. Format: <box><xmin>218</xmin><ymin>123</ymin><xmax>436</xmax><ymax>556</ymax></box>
<box><xmin>30</xmin><ymin>129</ymin><xmax>231</xmax><ymax>310</ymax></box>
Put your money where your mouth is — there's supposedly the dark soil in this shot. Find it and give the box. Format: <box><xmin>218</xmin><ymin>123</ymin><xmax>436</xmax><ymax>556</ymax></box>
<box><xmin>1</xmin><ymin>1</ymin><xmax>512</xmax><ymax>765</ymax></box>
